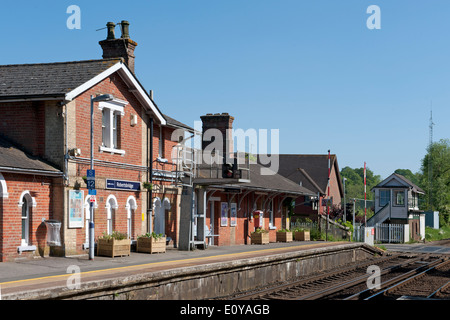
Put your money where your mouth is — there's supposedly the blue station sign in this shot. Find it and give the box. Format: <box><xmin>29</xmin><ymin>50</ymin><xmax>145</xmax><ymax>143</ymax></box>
<box><xmin>106</xmin><ymin>179</ymin><xmax>141</xmax><ymax>191</ymax></box>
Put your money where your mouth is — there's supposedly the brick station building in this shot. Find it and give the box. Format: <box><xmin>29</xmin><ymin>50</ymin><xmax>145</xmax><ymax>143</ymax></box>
<box><xmin>0</xmin><ymin>21</ymin><xmax>193</xmax><ymax>261</ymax></box>
<box><xmin>0</xmin><ymin>21</ymin><xmax>319</xmax><ymax>261</ymax></box>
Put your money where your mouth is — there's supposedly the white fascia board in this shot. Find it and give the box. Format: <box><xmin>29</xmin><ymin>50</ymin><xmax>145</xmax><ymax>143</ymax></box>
<box><xmin>117</xmin><ymin>66</ymin><xmax>166</xmax><ymax>125</ymax></box>
<box><xmin>65</xmin><ymin>62</ymin><xmax>123</xmax><ymax>101</ymax></box>
<box><xmin>65</xmin><ymin>61</ymin><xmax>166</xmax><ymax>125</ymax></box>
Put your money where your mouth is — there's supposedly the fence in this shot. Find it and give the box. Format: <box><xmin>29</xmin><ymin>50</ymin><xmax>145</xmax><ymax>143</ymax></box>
<box><xmin>290</xmin><ymin>218</ymin><xmax>350</xmax><ymax>241</ymax></box>
<box><xmin>375</xmin><ymin>223</ymin><xmax>407</xmax><ymax>243</ymax></box>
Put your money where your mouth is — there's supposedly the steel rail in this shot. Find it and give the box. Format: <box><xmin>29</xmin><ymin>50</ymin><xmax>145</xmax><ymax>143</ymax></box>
<box><xmin>362</xmin><ymin>258</ymin><xmax>449</xmax><ymax>300</ymax></box>
<box><xmin>232</xmin><ymin>254</ymin><xmax>420</xmax><ymax>300</ymax></box>
<box><xmin>231</xmin><ymin>255</ymin><xmax>398</xmax><ymax>300</ymax></box>
<box><xmin>428</xmin><ymin>280</ymin><xmax>450</xmax><ymax>299</ymax></box>
<box><xmin>293</xmin><ymin>255</ymin><xmax>429</xmax><ymax>301</ymax></box>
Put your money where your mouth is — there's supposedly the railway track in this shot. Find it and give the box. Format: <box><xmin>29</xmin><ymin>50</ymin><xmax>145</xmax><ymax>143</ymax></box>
<box><xmin>229</xmin><ymin>254</ymin><xmax>450</xmax><ymax>300</ymax></box>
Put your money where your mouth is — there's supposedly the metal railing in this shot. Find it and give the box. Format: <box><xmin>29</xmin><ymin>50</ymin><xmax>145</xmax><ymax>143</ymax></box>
<box><xmin>375</xmin><ymin>223</ymin><xmax>405</xmax><ymax>243</ymax></box>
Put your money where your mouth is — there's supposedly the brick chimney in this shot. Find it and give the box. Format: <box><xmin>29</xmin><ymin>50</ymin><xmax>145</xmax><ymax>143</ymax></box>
<box><xmin>200</xmin><ymin>113</ymin><xmax>234</xmax><ymax>162</ymax></box>
<box><xmin>99</xmin><ymin>21</ymin><xmax>138</xmax><ymax>73</ymax></box>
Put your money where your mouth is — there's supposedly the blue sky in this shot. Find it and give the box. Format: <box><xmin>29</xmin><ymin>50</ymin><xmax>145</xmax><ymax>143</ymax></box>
<box><xmin>2</xmin><ymin>0</ymin><xmax>449</xmax><ymax>179</ymax></box>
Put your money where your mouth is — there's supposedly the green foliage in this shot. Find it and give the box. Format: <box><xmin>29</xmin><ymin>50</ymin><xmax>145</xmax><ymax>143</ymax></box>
<box><xmin>138</xmin><ymin>232</ymin><xmax>165</xmax><ymax>240</ymax></box>
<box><xmin>277</xmin><ymin>228</ymin><xmax>291</xmax><ymax>233</ymax></box>
<box><xmin>419</xmin><ymin>139</ymin><xmax>450</xmax><ymax>225</ymax></box>
<box><xmin>100</xmin><ymin>231</ymin><xmax>128</xmax><ymax>240</ymax></box>
<box><xmin>252</xmin><ymin>228</ymin><xmax>269</xmax><ymax>234</ymax></box>
<box><xmin>341</xmin><ymin>166</ymin><xmax>382</xmax><ymax>201</ymax></box>
<box><xmin>424</xmin><ymin>226</ymin><xmax>450</xmax><ymax>241</ymax></box>
<box><xmin>309</xmin><ymin>228</ymin><xmax>324</xmax><ymax>240</ymax></box>
<box><xmin>394</xmin><ymin>169</ymin><xmax>420</xmax><ymax>186</ymax></box>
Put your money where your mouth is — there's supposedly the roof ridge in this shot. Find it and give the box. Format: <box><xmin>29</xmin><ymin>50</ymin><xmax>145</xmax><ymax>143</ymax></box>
<box><xmin>0</xmin><ymin>58</ymin><xmax>122</xmax><ymax>68</ymax></box>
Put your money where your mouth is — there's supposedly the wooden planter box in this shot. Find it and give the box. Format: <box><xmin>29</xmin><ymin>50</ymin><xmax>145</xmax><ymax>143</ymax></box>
<box><xmin>294</xmin><ymin>230</ymin><xmax>310</xmax><ymax>241</ymax></box>
<box><xmin>251</xmin><ymin>232</ymin><xmax>269</xmax><ymax>244</ymax></box>
<box><xmin>276</xmin><ymin>231</ymin><xmax>293</xmax><ymax>242</ymax></box>
<box><xmin>97</xmin><ymin>238</ymin><xmax>131</xmax><ymax>257</ymax></box>
<box><xmin>137</xmin><ymin>237</ymin><xmax>166</xmax><ymax>254</ymax></box>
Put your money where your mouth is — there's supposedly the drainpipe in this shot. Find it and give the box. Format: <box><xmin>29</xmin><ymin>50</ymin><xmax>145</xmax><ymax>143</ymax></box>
<box><xmin>148</xmin><ymin>116</ymin><xmax>154</xmax><ymax>233</ymax></box>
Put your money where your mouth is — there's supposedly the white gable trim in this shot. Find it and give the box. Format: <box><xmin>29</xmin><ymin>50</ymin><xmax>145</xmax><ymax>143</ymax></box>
<box><xmin>0</xmin><ymin>172</ymin><xmax>8</xmax><ymax>198</ymax></box>
<box><xmin>377</xmin><ymin>173</ymin><xmax>409</xmax><ymax>188</ymax></box>
<box><xmin>64</xmin><ymin>62</ymin><xmax>166</xmax><ymax>125</ymax></box>
<box><xmin>65</xmin><ymin>62</ymin><xmax>122</xmax><ymax>101</ymax></box>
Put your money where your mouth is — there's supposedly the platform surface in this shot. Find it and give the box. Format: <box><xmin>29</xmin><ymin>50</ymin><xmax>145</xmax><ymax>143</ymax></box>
<box><xmin>0</xmin><ymin>241</ymin><xmax>345</xmax><ymax>298</ymax></box>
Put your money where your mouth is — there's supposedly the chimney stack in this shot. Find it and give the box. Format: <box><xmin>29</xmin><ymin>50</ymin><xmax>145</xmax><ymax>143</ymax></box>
<box><xmin>99</xmin><ymin>20</ymin><xmax>138</xmax><ymax>73</ymax></box>
<box><xmin>200</xmin><ymin>113</ymin><xmax>234</xmax><ymax>162</ymax></box>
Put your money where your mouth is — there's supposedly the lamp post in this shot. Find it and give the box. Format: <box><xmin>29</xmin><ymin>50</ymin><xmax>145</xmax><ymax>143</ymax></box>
<box><xmin>343</xmin><ymin>177</ymin><xmax>347</xmax><ymax>223</ymax></box>
<box><xmin>89</xmin><ymin>94</ymin><xmax>114</xmax><ymax>260</ymax></box>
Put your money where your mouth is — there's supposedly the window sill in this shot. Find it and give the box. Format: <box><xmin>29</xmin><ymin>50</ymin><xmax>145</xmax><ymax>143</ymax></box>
<box><xmin>269</xmin><ymin>225</ymin><xmax>277</xmax><ymax>230</ymax></box>
<box><xmin>17</xmin><ymin>245</ymin><xmax>36</xmax><ymax>254</ymax></box>
<box><xmin>99</xmin><ymin>146</ymin><xmax>126</xmax><ymax>155</ymax></box>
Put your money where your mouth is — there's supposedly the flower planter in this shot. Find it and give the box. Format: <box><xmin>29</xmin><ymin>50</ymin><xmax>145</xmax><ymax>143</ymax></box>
<box><xmin>97</xmin><ymin>238</ymin><xmax>131</xmax><ymax>257</ymax></box>
<box><xmin>276</xmin><ymin>231</ymin><xmax>293</xmax><ymax>242</ymax></box>
<box><xmin>251</xmin><ymin>232</ymin><xmax>269</xmax><ymax>244</ymax></box>
<box><xmin>294</xmin><ymin>230</ymin><xmax>310</xmax><ymax>241</ymax></box>
<box><xmin>137</xmin><ymin>236</ymin><xmax>166</xmax><ymax>254</ymax></box>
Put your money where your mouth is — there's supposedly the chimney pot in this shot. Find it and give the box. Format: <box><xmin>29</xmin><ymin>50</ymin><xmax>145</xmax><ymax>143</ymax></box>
<box><xmin>120</xmin><ymin>20</ymin><xmax>130</xmax><ymax>39</ymax></box>
<box><xmin>106</xmin><ymin>22</ymin><xmax>116</xmax><ymax>40</ymax></box>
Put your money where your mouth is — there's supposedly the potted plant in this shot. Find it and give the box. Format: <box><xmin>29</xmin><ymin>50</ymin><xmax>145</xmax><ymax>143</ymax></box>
<box><xmin>97</xmin><ymin>231</ymin><xmax>131</xmax><ymax>257</ymax></box>
<box><xmin>137</xmin><ymin>232</ymin><xmax>166</xmax><ymax>253</ymax></box>
<box><xmin>276</xmin><ymin>229</ymin><xmax>293</xmax><ymax>242</ymax></box>
<box><xmin>251</xmin><ymin>228</ymin><xmax>269</xmax><ymax>244</ymax></box>
<box><xmin>293</xmin><ymin>228</ymin><xmax>310</xmax><ymax>241</ymax></box>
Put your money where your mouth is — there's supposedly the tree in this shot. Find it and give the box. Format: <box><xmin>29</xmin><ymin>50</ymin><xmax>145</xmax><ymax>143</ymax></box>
<box><xmin>394</xmin><ymin>168</ymin><xmax>420</xmax><ymax>186</ymax></box>
<box><xmin>419</xmin><ymin>139</ymin><xmax>450</xmax><ymax>226</ymax></box>
<box><xmin>341</xmin><ymin>166</ymin><xmax>381</xmax><ymax>201</ymax></box>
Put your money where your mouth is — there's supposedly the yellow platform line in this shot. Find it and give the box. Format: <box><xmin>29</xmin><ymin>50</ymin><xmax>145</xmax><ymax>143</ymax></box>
<box><xmin>0</xmin><ymin>242</ymin><xmax>336</xmax><ymax>287</ymax></box>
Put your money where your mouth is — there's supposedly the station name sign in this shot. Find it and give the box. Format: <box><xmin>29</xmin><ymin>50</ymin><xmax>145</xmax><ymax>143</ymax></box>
<box><xmin>106</xmin><ymin>179</ymin><xmax>140</xmax><ymax>191</ymax></box>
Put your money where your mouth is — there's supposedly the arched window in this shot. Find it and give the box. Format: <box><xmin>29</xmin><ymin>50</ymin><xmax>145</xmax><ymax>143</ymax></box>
<box><xmin>18</xmin><ymin>191</ymin><xmax>35</xmax><ymax>246</ymax></box>
<box><xmin>125</xmin><ymin>196</ymin><xmax>137</xmax><ymax>239</ymax></box>
<box><xmin>153</xmin><ymin>197</ymin><xmax>170</xmax><ymax>235</ymax></box>
<box><xmin>105</xmin><ymin>195</ymin><xmax>118</xmax><ymax>235</ymax></box>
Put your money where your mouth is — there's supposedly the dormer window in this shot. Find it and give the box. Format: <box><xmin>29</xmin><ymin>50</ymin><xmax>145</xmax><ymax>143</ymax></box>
<box><xmin>98</xmin><ymin>99</ymin><xmax>127</xmax><ymax>155</ymax></box>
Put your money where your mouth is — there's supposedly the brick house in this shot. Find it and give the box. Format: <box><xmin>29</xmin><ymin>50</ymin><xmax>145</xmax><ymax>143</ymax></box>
<box><xmin>0</xmin><ymin>21</ymin><xmax>193</xmax><ymax>261</ymax></box>
<box><xmin>273</xmin><ymin>154</ymin><xmax>344</xmax><ymax>222</ymax></box>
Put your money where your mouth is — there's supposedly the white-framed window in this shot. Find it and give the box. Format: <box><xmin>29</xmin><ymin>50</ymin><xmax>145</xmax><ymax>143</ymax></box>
<box><xmin>106</xmin><ymin>195</ymin><xmax>119</xmax><ymax>235</ymax></box>
<box><xmin>21</xmin><ymin>197</ymin><xmax>30</xmax><ymax>246</ymax></box>
<box><xmin>394</xmin><ymin>190</ymin><xmax>405</xmax><ymax>206</ymax></box>
<box><xmin>18</xmin><ymin>191</ymin><xmax>36</xmax><ymax>247</ymax></box>
<box><xmin>98</xmin><ymin>99</ymin><xmax>127</xmax><ymax>155</ymax></box>
<box><xmin>126</xmin><ymin>196</ymin><xmax>137</xmax><ymax>239</ymax></box>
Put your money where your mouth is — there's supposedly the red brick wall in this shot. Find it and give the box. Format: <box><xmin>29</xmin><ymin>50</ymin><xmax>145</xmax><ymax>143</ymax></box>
<box><xmin>0</xmin><ymin>101</ymin><xmax>46</xmax><ymax>157</ymax></box>
<box><xmin>0</xmin><ymin>172</ymin><xmax>54</xmax><ymax>262</ymax></box>
<box><xmin>205</xmin><ymin>191</ymin><xmax>285</xmax><ymax>246</ymax></box>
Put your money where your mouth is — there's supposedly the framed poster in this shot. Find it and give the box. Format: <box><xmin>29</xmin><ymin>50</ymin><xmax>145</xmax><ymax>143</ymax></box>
<box><xmin>220</xmin><ymin>202</ymin><xmax>228</xmax><ymax>227</ymax></box>
<box><xmin>230</xmin><ymin>203</ymin><xmax>237</xmax><ymax>227</ymax></box>
<box><xmin>68</xmin><ymin>190</ymin><xmax>84</xmax><ymax>228</ymax></box>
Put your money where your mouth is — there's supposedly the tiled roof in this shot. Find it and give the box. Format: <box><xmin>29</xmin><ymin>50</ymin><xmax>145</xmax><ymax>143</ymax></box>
<box><xmin>163</xmin><ymin>114</ymin><xmax>195</xmax><ymax>132</ymax></box>
<box><xmin>0</xmin><ymin>137</ymin><xmax>62</xmax><ymax>174</ymax></box>
<box><xmin>0</xmin><ymin>58</ymin><xmax>120</xmax><ymax>100</ymax></box>
<box><xmin>265</xmin><ymin>154</ymin><xmax>343</xmax><ymax>196</ymax></box>
<box><xmin>196</xmin><ymin>162</ymin><xmax>315</xmax><ymax>196</ymax></box>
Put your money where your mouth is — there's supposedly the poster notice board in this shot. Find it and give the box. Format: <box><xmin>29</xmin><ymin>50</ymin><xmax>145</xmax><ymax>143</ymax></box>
<box><xmin>69</xmin><ymin>190</ymin><xmax>84</xmax><ymax>228</ymax></box>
